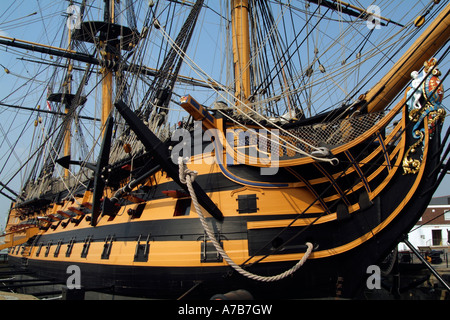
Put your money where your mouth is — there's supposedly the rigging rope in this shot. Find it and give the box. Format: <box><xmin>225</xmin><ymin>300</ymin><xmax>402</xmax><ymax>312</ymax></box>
<box><xmin>153</xmin><ymin>0</ymin><xmax>425</xmax><ymax>164</ymax></box>
<box><xmin>178</xmin><ymin>157</ymin><xmax>313</xmax><ymax>282</ymax></box>
<box><xmin>157</xmin><ymin>22</ymin><xmax>339</xmax><ymax>164</ymax></box>
<box><xmin>140</xmin><ymin>0</ymin><xmax>205</xmax><ymax>121</ymax></box>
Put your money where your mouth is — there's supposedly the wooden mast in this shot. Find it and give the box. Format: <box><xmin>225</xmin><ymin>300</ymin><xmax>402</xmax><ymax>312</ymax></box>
<box><xmin>231</xmin><ymin>0</ymin><xmax>251</xmax><ymax>111</ymax></box>
<box><xmin>64</xmin><ymin>1</ymin><xmax>74</xmax><ymax>179</ymax></box>
<box><xmin>101</xmin><ymin>0</ymin><xmax>114</xmax><ymax>128</ymax></box>
<box><xmin>365</xmin><ymin>3</ymin><xmax>450</xmax><ymax>113</ymax></box>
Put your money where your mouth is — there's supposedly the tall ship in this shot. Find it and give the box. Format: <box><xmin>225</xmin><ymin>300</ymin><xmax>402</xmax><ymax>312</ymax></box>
<box><xmin>0</xmin><ymin>0</ymin><xmax>448</xmax><ymax>299</ymax></box>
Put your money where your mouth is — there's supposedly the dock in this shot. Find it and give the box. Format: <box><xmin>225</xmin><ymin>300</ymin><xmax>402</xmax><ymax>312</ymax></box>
<box><xmin>0</xmin><ymin>291</ymin><xmax>38</xmax><ymax>300</ymax></box>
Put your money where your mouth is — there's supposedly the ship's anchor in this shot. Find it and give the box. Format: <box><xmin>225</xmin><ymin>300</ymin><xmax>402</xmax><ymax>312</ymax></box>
<box><xmin>114</xmin><ymin>100</ymin><xmax>223</xmax><ymax>220</ymax></box>
<box><xmin>91</xmin><ymin>115</ymin><xmax>114</xmax><ymax>226</ymax></box>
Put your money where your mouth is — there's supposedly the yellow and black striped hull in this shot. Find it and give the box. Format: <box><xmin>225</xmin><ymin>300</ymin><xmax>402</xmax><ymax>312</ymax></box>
<box><xmin>6</xmin><ymin>100</ymin><xmax>443</xmax><ymax>299</ymax></box>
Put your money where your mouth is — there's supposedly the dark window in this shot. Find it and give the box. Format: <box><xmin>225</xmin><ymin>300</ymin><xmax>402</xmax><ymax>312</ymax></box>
<box><xmin>174</xmin><ymin>198</ymin><xmax>191</xmax><ymax>216</ymax></box>
<box><xmin>432</xmin><ymin>229</ymin><xmax>442</xmax><ymax>246</ymax></box>
<box><xmin>201</xmin><ymin>241</ymin><xmax>223</xmax><ymax>263</ymax></box>
<box><xmin>237</xmin><ymin>194</ymin><xmax>258</xmax><ymax>214</ymax></box>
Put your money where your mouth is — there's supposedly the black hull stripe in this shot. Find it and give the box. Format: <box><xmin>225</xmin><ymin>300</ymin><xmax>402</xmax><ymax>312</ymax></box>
<box><xmin>32</xmin><ymin>214</ymin><xmax>301</xmax><ymax>244</ymax></box>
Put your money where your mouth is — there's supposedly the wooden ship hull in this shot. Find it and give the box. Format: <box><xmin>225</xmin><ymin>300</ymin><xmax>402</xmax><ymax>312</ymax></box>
<box><xmin>1</xmin><ymin>1</ymin><xmax>449</xmax><ymax>299</ymax></box>
<box><xmin>5</xmin><ymin>90</ymin><xmax>446</xmax><ymax>299</ymax></box>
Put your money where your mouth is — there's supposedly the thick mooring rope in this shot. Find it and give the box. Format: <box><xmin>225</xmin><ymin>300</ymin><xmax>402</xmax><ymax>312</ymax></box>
<box><xmin>178</xmin><ymin>158</ymin><xmax>313</xmax><ymax>282</ymax></box>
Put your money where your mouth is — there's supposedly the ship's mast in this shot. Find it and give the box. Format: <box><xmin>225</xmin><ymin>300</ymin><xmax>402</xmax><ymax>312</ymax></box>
<box><xmin>101</xmin><ymin>0</ymin><xmax>114</xmax><ymax>128</ymax></box>
<box><xmin>231</xmin><ymin>0</ymin><xmax>251</xmax><ymax>111</ymax></box>
<box><xmin>64</xmin><ymin>1</ymin><xmax>74</xmax><ymax>179</ymax></box>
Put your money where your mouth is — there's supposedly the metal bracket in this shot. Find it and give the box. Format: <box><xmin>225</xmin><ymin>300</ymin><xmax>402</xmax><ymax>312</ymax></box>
<box><xmin>134</xmin><ymin>234</ymin><xmax>151</xmax><ymax>262</ymax></box>
<box><xmin>81</xmin><ymin>235</ymin><xmax>92</xmax><ymax>258</ymax></box>
<box><xmin>201</xmin><ymin>233</ymin><xmax>223</xmax><ymax>263</ymax></box>
<box><xmin>101</xmin><ymin>235</ymin><xmax>114</xmax><ymax>260</ymax></box>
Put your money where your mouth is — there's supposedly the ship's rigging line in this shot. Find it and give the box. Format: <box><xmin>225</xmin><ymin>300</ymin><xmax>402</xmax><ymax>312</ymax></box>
<box><xmin>0</xmin><ymin>0</ymin><xmax>442</xmax><ymax>200</ymax></box>
<box><xmin>249</xmin><ymin>25</ymin><xmax>417</xmax><ymax>115</ymax></box>
<box><xmin>0</xmin><ymin>102</ymin><xmax>100</xmax><ymax>122</ymax></box>
<box><xmin>156</xmin><ymin>13</ymin><xmax>339</xmax><ymax>164</ymax></box>
<box><xmin>0</xmin><ymin>3</ymin><xmax>446</xmax><ymax>182</ymax></box>
<box><xmin>35</xmin><ymin>63</ymin><xmax>96</xmax><ymax>183</ymax></box>
<box><xmin>278</xmin><ymin>3</ymin><xmax>343</xmax><ymax>111</ymax></box>
<box><xmin>313</xmin><ymin>1</ymin><xmax>445</xmax><ymax>110</ymax></box>
<box><xmin>0</xmin><ymin>63</ymin><xmax>110</xmax><ymax>198</ymax></box>
<box><xmin>258</xmin><ymin>2</ymin><xmax>441</xmax><ymax>119</ymax></box>
<box><xmin>139</xmin><ymin>0</ymin><xmax>206</xmax><ymax>123</ymax></box>
<box><xmin>114</xmin><ymin>2</ymin><xmax>158</xmax><ymax>108</ymax></box>
<box><xmin>0</xmin><ymin>2</ymin><xmax>408</xmax><ymax>121</ymax></box>
<box><xmin>42</xmin><ymin>23</ymin><xmax>220</xmax><ymax>200</ymax></box>
<box><xmin>154</xmin><ymin>1</ymin><xmax>423</xmax><ymax>164</ymax></box>
<box><xmin>39</xmin><ymin>120</ymin><xmax>85</xmax><ymax>206</ymax></box>
<box><xmin>0</xmin><ymin>62</ymin><xmax>55</xmax><ymax>184</ymax></box>
<box><xmin>0</xmin><ymin>0</ymin><xmax>430</xmax><ymax>189</ymax></box>
<box><xmin>295</xmin><ymin>14</ymin><xmax>414</xmax><ymax>112</ymax></box>
<box><xmin>13</xmin><ymin>57</ymin><xmax>78</xmax><ymax>185</ymax></box>
<box><xmin>250</xmin><ymin>0</ymin><xmax>329</xmax><ymax>117</ymax></box>
<box><xmin>344</xmin><ymin>1</ymin><xmax>446</xmax><ymax>105</ymax></box>
<box><xmin>410</xmin><ymin>209</ymin><xmax>450</xmax><ymax>234</ymax></box>
<box><xmin>236</xmin><ymin>1</ymin><xmax>416</xmax><ymax>112</ymax></box>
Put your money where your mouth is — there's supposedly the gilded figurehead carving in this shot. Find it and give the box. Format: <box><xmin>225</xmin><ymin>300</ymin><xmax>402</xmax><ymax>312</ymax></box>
<box><xmin>403</xmin><ymin>58</ymin><xmax>445</xmax><ymax>174</ymax></box>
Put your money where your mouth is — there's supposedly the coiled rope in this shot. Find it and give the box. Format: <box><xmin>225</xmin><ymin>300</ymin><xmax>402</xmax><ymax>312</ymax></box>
<box><xmin>178</xmin><ymin>158</ymin><xmax>313</xmax><ymax>282</ymax></box>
